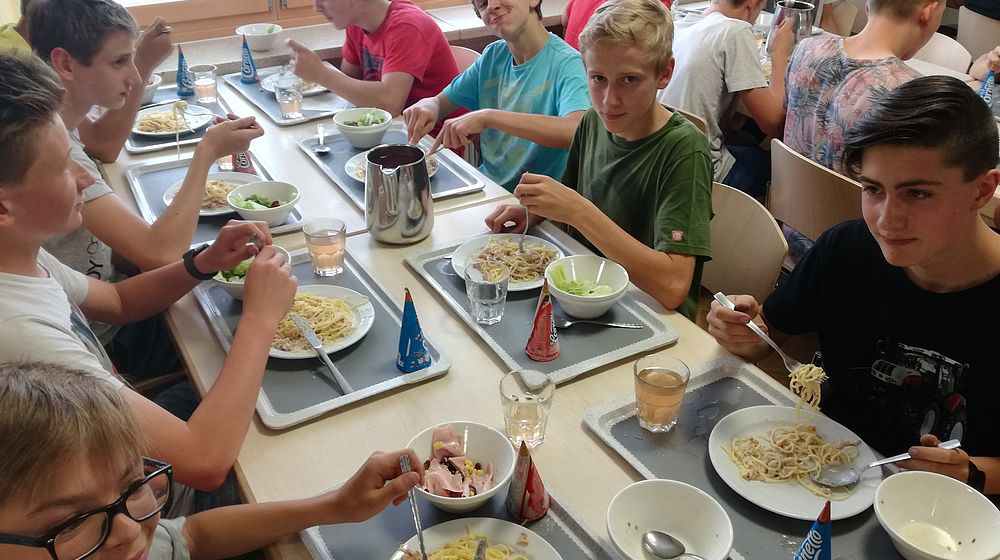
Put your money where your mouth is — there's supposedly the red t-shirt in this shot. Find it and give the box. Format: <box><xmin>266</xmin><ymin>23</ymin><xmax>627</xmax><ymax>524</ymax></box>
<box><xmin>342</xmin><ymin>0</ymin><xmax>459</xmax><ymax>107</ymax></box>
<box><xmin>563</xmin><ymin>0</ymin><xmax>672</xmax><ymax>51</ymax></box>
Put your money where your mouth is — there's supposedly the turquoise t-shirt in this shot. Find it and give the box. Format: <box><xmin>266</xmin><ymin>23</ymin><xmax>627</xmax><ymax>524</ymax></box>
<box><xmin>442</xmin><ymin>34</ymin><xmax>591</xmax><ymax>191</ymax></box>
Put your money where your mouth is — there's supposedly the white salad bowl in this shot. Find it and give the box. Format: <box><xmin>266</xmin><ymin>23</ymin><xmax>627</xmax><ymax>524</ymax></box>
<box><xmin>544</xmin><ymin>255</ymin><xmax>629</xmax><ymax>319</ymax></box>
<box><xmin>332</xmin><ymin>107</ymin><xmax>393</xmax><ymax>149</ymax></box>
<box><xmin>210</xmin><ymin>246</ymin><xmax>291</xmax><ymax>300</ymax></box>
<box><xmin>235</xmin><ymin>23</ymin><xmax>282</xmax><ymax>52</ymax></box>
<box><xmin>226</xmin><ymin>181</ymin><xmax>299</xmax><ymax>227</ymax></box>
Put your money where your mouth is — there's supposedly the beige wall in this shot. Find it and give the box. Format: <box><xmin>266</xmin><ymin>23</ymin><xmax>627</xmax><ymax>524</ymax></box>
<box><xmin>1</xmin><ymin>0</ymin><xmax>18</xmax><ymax>25</ymax></box>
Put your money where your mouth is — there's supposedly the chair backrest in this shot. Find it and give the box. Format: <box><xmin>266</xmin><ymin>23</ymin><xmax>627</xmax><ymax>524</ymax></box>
<box><xmin>958</xmin><ymin>6</ymin><xmax>1000</xmax><ymax>62</ymax></box>
<box><xmin>819</xmin><ymin>0</ymin><xmax>858</xmax><ymax>37</ymax></box>
<box><xmin>913</xmin><ymin>32</ymin><xmax>973</xmax><ymax>74</ymax></box>
<box><xmin>767</xmin><ymin>138</ymin><xmax>862</xmax><ymax>241</ymax></box>
<box><xmin>703</xmin><ymin>182</ymin><xmax>788</xmax><ymax>303</ymax></box>
<box><xmin>450</xmin><ymin>45</ymin><xmax>481</xmax><ymax>72</ymax></box>
<box><xmin>675</xmin><ymin>108</ymin><xmax>708</xmax><ymax>135</ymax></box>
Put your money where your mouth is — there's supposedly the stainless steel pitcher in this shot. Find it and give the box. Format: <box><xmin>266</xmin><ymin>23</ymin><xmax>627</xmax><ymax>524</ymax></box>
<box><xmin>365</xmin><ymin>144</ymin><xmax>434</xmax><ymax>244</ymax></box>
<box><xmin>765</xmin><ymin>0</ymin><xmax>815</xmax><ymax>56</ymax></box>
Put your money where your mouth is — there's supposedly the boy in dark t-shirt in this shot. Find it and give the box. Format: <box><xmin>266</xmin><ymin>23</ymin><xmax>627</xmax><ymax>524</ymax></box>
<box><xmin>707</xmin><ymin>76</ymin><xmax>1000</xmax><ymax>494</ymax></box>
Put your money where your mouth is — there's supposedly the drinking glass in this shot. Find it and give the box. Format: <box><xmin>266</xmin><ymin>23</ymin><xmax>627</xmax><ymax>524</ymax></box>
<box><xmin>464</xmin><ymin>262</ymin><xmax>509</xmax><ymax>325</ymax></box>
<box><xmin>500</xmin><ymin>370</ymin><xmax>555</xmax><ymax>449</ymax></box>
<box><xmin>274</xmin><ymin>76</ymin><xmax>304</xmax><ymax>119</ymax></box>
<box><xmin>634</xmin><ymin>354</ymin><xmax>690</xmax><ymax>433</ymax></box>
<box><xmin>189</xmin><ymin>64</ymin><xmax>217</xmax><ymax>103</ymax></box>
<box><xmin>303</xmin><ymin>218</ymin><xmax>346</xmax><ymax>276</ymax></box>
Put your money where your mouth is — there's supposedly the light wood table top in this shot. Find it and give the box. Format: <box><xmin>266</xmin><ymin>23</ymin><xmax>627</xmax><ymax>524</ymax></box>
<box><xmin>157</xmin><ymin>199</ymin><xmax>789</xmax><ymax>560</ymax></box>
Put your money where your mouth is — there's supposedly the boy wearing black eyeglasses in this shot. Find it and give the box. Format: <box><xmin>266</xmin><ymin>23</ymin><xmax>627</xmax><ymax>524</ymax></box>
<box><xmin>0</xmin><ymin>362</ymin><xmax>423</xmax><ymax>560</ymax></box>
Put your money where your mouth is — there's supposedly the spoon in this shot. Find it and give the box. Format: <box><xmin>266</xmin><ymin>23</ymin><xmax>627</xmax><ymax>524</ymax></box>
<box><xmin>811</xmin><ymin>438</ymin><xmax>962</xmax><ymax>489</ymax></box>
<box><xmin>313</xmin><ymin>123</ymin><xmax>331</xmax><ymax>155</ymax></box>
<box><xmin>642</xmin><ymin>530</ymin><xmax>705</xmax><ymax>560</ymax></box>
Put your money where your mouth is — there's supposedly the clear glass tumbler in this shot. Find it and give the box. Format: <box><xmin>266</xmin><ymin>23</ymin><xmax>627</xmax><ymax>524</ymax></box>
<box><xmin>303</xmin><ymin>218</ymin><xmax>346</xmax><ymax>277</ymax></box>
<box><xmin>500</xmin><ymin>369</ymin><xmax>555</xmax><ymax>449</ymax></box>
<box><xmin>634</xmin><ymin>354</ymin><xmax>691</xmax><ymax>433</ymax></box>
<box><xmin>464</xmin><ymin>262</ymin><xmax>510</xmax><ymax>325</ymax></box>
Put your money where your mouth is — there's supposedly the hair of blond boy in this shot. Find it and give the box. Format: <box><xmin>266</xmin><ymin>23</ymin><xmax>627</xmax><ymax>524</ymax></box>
<box><xmin>578</xmin><ymin>0</ymin><xmax>674</xmax><ymax>75</ymax></box>
<box><xmin>27</xmin><ymin>0</ymin><xmax>138</xmax><ymax>66</ymax></box>
<box><xmin>868</xmin><ymin>0</ymin><xmax>938</xmax><ymax>19</ymax></box>
<box><xmin>0</xmin><ymin>53</ymin><xmax>65</xmax><ymax>188</ymax></box>
<box><xmin>0</xmin><ymin>362</ymin><xmax>145</xmax><ymax>507</ymax></box>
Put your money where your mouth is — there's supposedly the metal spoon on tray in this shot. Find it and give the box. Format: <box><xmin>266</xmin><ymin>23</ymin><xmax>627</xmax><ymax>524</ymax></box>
<box><xmin>811</xmin><ymin>439</ymin><xmax>962</xmax><ymax>489</ymax></box>
<box><xmin>313</xmin><ymin>123</ymin><xmax>331</xmax><ymax>155</ymax></box>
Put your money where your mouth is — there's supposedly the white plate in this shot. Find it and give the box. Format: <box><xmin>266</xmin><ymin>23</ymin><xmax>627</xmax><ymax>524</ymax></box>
<box><xmin>344</xmin><ymin>151</ymin><xmax>439</xmax><ymax>183</ymax></box>
<box><xmin>388</xmin><ymin>517</ymin><xmax>562</xmax><ymax>560</ymax></box>
<box><xmin>163</xmin><ymin>171</ymin><xmax>263</xmax><ymax>216</ymax></box>
<box><xmin>451</xmin><ymin>234</ymin><xmax>564</xmax><ymax>292</ymax></box>
<box><xmin>132</xmin><ymin>104</ymin><xmax>212</xmax><ymax>137</ymax></box>
<box><xmin>260</xmin><ymin>74</ymin><xmax>328</xmax><ymax>96</ymax></box>
<box><xmin>269</xmin><ymin>284</ymin><xmax>375</xmax><ymax>359</ymax></box>
<box><xmin>708</xmin><ymin>405</ymin><xmax>880</xmax><ymax>521</ymax></box>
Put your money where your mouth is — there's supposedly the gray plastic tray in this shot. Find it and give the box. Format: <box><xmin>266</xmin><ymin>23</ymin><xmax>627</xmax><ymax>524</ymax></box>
<box><xmin>404</xmin><ymin>225</ymin><xmax>678</xmax><ymax>385</ymax></box>
<box><xmin>122</xmin><ymin>154</ymin><xmax>305</xmax><ymax>246</ymax></box>
<box><xmin>583</xmin><ymin>357</ymin><xmax>899</xmax><ymax>560</ymax></box>
<box><xmin>193</xmin><ymin>248</ymin><xmax>451</xmax><ymax>430</ymax></box>
<box><xmin>298</xmin><ymin>122</ymin><xmax>486</xmax><ymax>210</ymax></box>
<box><xmin>222</xmin><ymin>66</ymin><xmax>351</xmax><ymax>126</ymax></box>
<box><xmin>125</xmin><ymin>93</ymin><xmax>234</xmax><ymax>154</ymax></box>
<box><xmin>301</xmin><ymin>487</ymin><xmax>617</xmax><ymax>559</ymax></box>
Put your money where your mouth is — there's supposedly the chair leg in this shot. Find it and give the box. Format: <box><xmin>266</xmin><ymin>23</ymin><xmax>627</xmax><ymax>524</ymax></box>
<box><xmin>131</xmin><ymin>370</ymin><xmax>188</xmax><ymax>397</ymax></box>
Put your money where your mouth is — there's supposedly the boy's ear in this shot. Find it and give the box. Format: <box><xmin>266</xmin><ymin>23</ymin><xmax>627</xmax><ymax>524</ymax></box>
<box><xmin>0</xmin><ymin>188</ymin><xmax>16</xmax><ymax>229</ymax></box>
<box><xmin>657</xmin><ymin>57</ymin><xmax>675</xmax><ymax>90</ymax></box>
<box><xmin>972</xmin><ymin>169</ymin><xmax>1000</xmax><ymax>210</ymax></box>
<box><xmin>916</xmin><ymin>0</ymin><xmax>943</xmax><ymax>26</ymax></box>
<box><xmin>48</xmin><ymin>47</ymin><xmax>76</xmax><ymax>83</ymax></box>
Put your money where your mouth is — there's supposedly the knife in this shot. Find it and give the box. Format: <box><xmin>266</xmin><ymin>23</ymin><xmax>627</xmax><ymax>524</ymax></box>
<box><xmin>473</xmin><ymin>538</ymin><xmax>487</xmax><ymax>560</ymax></box>
<box><xmin>399</xmin><ymin>455</ymin><xmax>428</xmax><ymax>560</ymax></box>
<box><xmin>288</xmin><ymin>313</ymin><xmax>354</xmax><ymax>395</ymax></box>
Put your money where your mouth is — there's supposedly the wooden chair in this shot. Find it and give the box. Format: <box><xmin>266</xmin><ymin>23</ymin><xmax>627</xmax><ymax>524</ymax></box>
<box><xmin>958</xmin><ymin>6</ymin><xmax>1000</xmax><ymax>62</ymax></box>
<box><xmin>450</xmin><ymin>45</ymin><xmax>481</xmax><ymax>72</ymax></box>
<box><xmin>819</xmin><ymin>0</ymin><xmax>858</xmax><ymax>37</ymax></box>
<box><xmin>913</xmin><ymin>33</ymin><xmax>973</xmax><ymax>74</ymax></box>
<box><xmin>767</xmin><ymin>138</ymin><xmax>862</xmax><ymax>241</ymax></box>
<box><xmin>702</xmin><ymin>182</ymin><xmax>788</xmax><ymax>304</ymax></box>
<box><xmin>675</xmin><ymin>108</ymin><xmax>708</xmax><ymax>135</ymax></box>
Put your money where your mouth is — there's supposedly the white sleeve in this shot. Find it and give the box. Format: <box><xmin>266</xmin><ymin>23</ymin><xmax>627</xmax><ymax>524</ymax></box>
<box><xmin>723</xmin><ymin>24</ymin><xmax>769</xmax><ymax>94</ymax></box>
<box><xmin>0</xmin><ymin>316</ymin><xmax>123</xmax><ymax>390</ymax></box>
<box><xmin>150</xmin><ymin>518</ymin><xmax>191</xmax><ymax>560</ymax></box>
<box><xmin>38</xmin><ymin>249</ymin><xmax>90</xmax><ymax>305</ymax></box>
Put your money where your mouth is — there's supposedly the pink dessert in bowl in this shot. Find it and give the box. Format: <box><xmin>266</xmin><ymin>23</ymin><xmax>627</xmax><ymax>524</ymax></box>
<box><xmin>422</xmin><ymin>425</ymin><xmax>495</xmax><ymax>498</ymax></box>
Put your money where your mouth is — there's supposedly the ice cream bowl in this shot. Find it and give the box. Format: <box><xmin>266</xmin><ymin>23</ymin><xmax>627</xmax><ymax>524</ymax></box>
<box><xmin>406</xmin><ymin>421</ymin><xmax>517</xmax><ymax>513</ymax></box>
<box><xmin>210</xmin><ymin>246</ymin><xmax>290</xmax><ymax>301</ymax></box>
<box><xmin>607</xmin><ymin>479</ymin><xmax>733</xmax><ymax>560</ymax></box>
<box><xmin>875</xmin><ymin>471</ymin><xmax>1000</xmax><ymax>560</ymax></box>
<box><xmin>544</xmin><ymin>255</ymin><xmax>629</xmax><ymax>319</ymax></box>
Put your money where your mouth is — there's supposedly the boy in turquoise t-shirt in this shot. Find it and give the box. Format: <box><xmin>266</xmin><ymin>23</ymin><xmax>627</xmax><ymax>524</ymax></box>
<box><xmin>486</xmin><ymin>0</ymin><xmax>713</xmax><ymax>320</ymax></box>
<box><xmin>403</xmin><ymin>0</ymin><xmax>590</xmax><ymax>191</ymax></box>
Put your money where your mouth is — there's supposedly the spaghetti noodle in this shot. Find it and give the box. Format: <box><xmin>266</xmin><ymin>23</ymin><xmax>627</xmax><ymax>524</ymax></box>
<box><xmin>726</xmin><ymin>424</ymin><xmax>860</xmax><ymax>499</ymax></box>
<box><xmin>271</xmin><ymin>293</ymin><xmax>357</xmax><ymax>352</ymax></box>
<box><xmin>473</xmin><ymin>239</ymin><xmax>557</xmax><ymax>283</ymax></box>
<box><xmin>400</xmin><ymin>532</ymin><xmax>530</xmax><ymax>560</ymax></box>
<box><xmin>201</xmin><ymin>179</ymin><xmax>238</xmax><ymax>209</ymax></box>
<box><xmin>789</xmin><ymin>363</ymin><xmax>827</xmax><ymax>411</ymax></box>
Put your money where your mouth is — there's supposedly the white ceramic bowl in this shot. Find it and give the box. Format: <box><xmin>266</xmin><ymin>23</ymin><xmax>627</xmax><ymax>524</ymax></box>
<box><xmin>875</xmin><ymin>471</ymin><xmax>1000</xmax><ymax>560</ymax></box>
<box><xmin>543</xmin><ymin>255</ymin><xmax>629</xmax><ymax>319</ymax></box>
<box><xmin>141</xmin><ymin>73</ymin><xmax>162</xmax><ymax>105</ymax></box>
<box><xmin>235</xmin><ymin>23</ymin><xmax>282</xmax><ymax>51</ymax></box>
<box><xmin>210</xmin><ymin>246</ymin><xmax>290</xmax><ymax>300</ymax></box>
<box><xmin>332</xmin><ymin>107</ymin><xmax>393</xmax><ymax>149</ymax></box>
<box><xmin>226</xmin><ymin>181</ymin><xmax>299</xmax><ymax>227</ymax></box>
<box><xmin>406</xmin><ymin>421</ymin><xmax>517</xmax><ymax>513</ymax></box>
<box><xmin>607</xmin><ymin>479</ymin><xmax>734</xmax><ymax>560</ymax></box>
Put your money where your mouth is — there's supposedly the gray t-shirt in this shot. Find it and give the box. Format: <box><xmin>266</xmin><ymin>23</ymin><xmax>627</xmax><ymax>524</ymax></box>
<box><xmin>42</xmin><ymin>128</ymin><xmax>120</xmax><ymax>344</ymax></box>
<box><xmin>657</xmin><ymin>12</ymin><xmax>768</xmax><ymax>180</ymax></box>
<box><xmin>150</xmin><ymin>517</ymin><xmax>191</xmax><ymax>560</ymax></box>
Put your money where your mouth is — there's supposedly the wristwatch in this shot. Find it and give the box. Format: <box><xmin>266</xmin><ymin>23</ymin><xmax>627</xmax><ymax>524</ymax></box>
<box><xmin>968</xmin><ymin>460</ymin><xmax>987</xmax><ymax>493</ymax></box>
<box><xmin>182</xmin><ymin>243</ymin><xmax>216</xmax><ymax>280</ymax></box>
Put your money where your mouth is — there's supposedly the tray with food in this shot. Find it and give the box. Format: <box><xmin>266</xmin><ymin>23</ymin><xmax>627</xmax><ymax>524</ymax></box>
<box><xmin>125</xmin><ymin>95</ymin><xmax>234</xmax><ymax>154</ymax></box>
<box><xmin>583</xmin><ymin>356</ymin><xmax>898</xmax><ymax>559</ymax></box>
<box><xmin>222</xmin><ymin>65</ymin><xmax>351</xmax><ymax>126</ymax></box>
<box><xmin>297</xmin><ymin>122</ymin><xmax>485</xmax><ymax>209</ymax></box>
<box><xmin>404</xmin><ymin>223</ymin><xmax>678</xmax><ymax>385</ymax></box>
<box><xmin>122</xmin><ymin>153</ymin><xmax>306</xmax><ymax>246</ymax></box>
<box><xmin>192</xmin><ymin>248</ymin><xmax>451</xmax><ymax>430</ymax></box>
<box><xmin>301</xmin><ymin>486</ymin><xmax>616</xmax><ymax>560</ymax></box>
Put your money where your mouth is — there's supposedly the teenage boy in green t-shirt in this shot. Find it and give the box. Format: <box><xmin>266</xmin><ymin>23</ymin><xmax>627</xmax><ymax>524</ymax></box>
<box><xmin>486</xmin><ymin>0</ymin><xmax>713</xmax><ymax>320</ymax></box>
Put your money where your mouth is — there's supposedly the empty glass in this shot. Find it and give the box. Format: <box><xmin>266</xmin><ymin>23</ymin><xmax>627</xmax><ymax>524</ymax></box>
<box><xmin>500</xmin><ymin>370</ymin><xmax>555</xmax><ymax>449</ymax></box>
<box><xmin>464</xmin><ymin>262</ymin><xmax>509</xmax><ymax>325</ymax></box>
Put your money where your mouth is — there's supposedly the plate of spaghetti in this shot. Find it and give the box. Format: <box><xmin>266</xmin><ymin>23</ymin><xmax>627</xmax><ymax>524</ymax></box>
<box><xmin>451</xmin><ymin>234</ymin><xmax>563</xmax><ymax>292</ymax></box>
<box><xmin>269</xmin><ymin>284</ymin><xmax>375</xmax><ymax>359</ymax></box>
<box><xmin>345</xmin><ymin>151</ymin><xmax>439</xmax><ymax>182</ymax></box>
<box><xmin>132</xmin><ymin>103</ymin><xmax>212</xmax><ymax>137</ymax></box>
<box><xmin>707</xmin><ymin>405</ymin><xmax>880</xmax><ymax>520</ymax></box>
<box><xmin>163</xmin><ymin>172</ymin><xmax>263</xmax><ymax>216</ymax></box>
<box><xmin>392</xmin><ymin>517</ymin><xmax>562</xmax><ymax>560</ymax></box>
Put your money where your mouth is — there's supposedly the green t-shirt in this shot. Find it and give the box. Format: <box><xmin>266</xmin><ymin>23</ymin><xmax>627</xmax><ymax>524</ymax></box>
<box><xmin>563</xmin><ymin>108</ymin><xmax>713</xmax><ymax>320</ymax></box>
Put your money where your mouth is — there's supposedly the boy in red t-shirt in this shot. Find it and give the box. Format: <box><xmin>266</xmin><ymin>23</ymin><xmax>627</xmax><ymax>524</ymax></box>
<box><xmin>561</xmin><ymin>0</ymin><xmax>671</xmax><ymax>50</ymax></box>
<box><xmin>289</xmin><ymin>0</ymin><xmax>460</xmax><ymax>116</ymax></box>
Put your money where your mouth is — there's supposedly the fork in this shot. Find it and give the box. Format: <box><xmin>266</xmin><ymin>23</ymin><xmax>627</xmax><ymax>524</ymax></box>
<box><xmin>552</xmin><ymin>315</ymin><xmax>643</xmax><ymax>329</ymax></box>
<box><xmin>519</xmin><ymin>204</ymin><xmax>529</xmax><ymax>253</ymax></box>
<box><xmin>713</xmin><ymin>292</ymin><xmax>803</xmax><ymax>373</ymax></box>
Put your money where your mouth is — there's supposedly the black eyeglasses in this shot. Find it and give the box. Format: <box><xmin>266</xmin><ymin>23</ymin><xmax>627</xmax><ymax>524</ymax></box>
<box><xmin>0</xmin><ymin>458</ymin><xmax>172</xmax><ymax>560</ymax></box>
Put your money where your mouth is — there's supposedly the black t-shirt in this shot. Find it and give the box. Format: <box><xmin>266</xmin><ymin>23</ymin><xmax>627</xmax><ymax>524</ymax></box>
<box><xmin>964</xmin><ymin>0</ymin><xmax>1000</xmax><ymax>19</ymax></box>
<box><xmin>764</xmin><ymin>220</ymin><xmax>1000</xmax><ymax>457</ymax></box>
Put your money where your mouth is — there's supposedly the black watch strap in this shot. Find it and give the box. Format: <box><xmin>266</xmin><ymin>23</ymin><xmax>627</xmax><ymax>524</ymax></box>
<box><xmin>183</xmin><ymin>243</ymin><xmax>215</xmax><ymax>280</ymax></box>
<box><xmin>968</xmin><ymin>459</ymin><xmax>987</xmax><ymax>493</ymax></box>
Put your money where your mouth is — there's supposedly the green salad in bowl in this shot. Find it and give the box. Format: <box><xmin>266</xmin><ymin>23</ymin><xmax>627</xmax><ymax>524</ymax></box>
<box><xmin>230</xmin><ymin>193</ymin><xmax>286</xmax><ymax>210</ymax></box>
<box><xmin>343</xmin><ymin>108</ymin><xmax>388</xmax><ymax>127</ymax></box>
<box><xmin>549</xmin><ymin>265</ymin><xmax>614</xmax><ymax>297</ymax></box>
